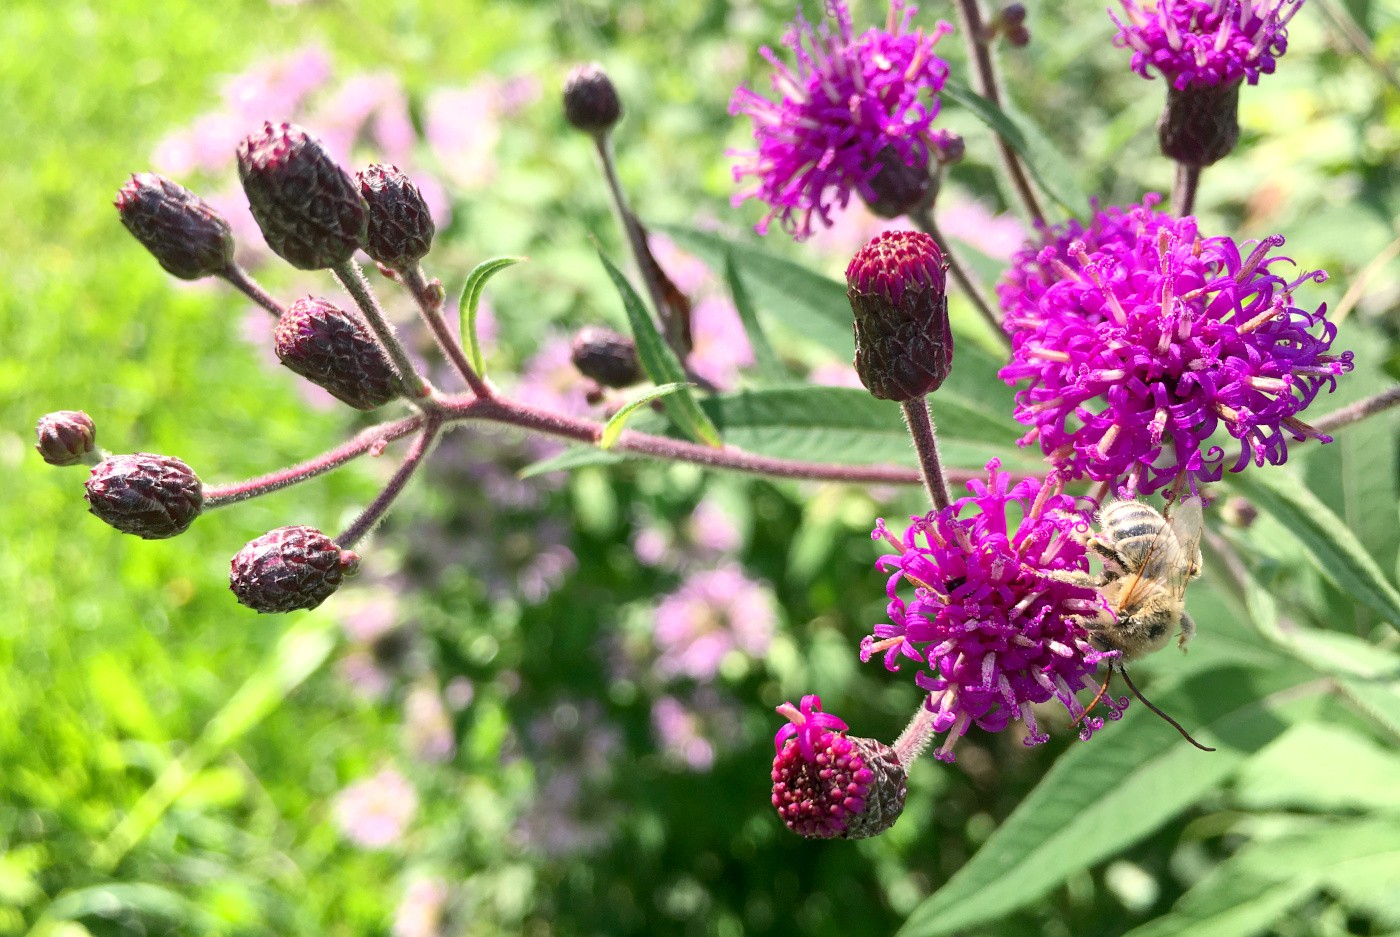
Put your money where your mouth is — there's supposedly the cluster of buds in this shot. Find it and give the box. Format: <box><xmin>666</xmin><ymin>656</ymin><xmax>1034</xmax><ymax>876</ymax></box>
<box><xmin>39</xmin><ymin>120</ymin><xmax>451</xmax><ymax>613</ymax></box>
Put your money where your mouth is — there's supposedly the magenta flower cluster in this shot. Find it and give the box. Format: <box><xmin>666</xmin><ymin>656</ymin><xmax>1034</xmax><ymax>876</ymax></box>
<box><xmin>864</xmin><ymin>460</ymin><xmax>1118</xmax><ymax>760</ymax></box>
<box><xmin>770</xmin><ymin>695</ymin><xmax>874</xmax><ymax>837</ymax></box>
<box><xmin>998</xmin><ymin>196</ymin><xmax>1351</xmax><ymax>496</ymax></box>
<box><xmin>1111</xmin><ymin>0</ymin><xmax>1305</xmax><ymax>90</ymax></box>
<box><xmin>729</xmin><ymin>0</ymin><xmax>953</xmax><ymax>239</ymax></box>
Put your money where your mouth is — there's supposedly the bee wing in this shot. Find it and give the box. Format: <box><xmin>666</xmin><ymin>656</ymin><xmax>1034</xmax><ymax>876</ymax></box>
<box><xmin>1114</xmin><ymin>497</ymin><xmax>1203</xmax><ymax>613</ymax></box>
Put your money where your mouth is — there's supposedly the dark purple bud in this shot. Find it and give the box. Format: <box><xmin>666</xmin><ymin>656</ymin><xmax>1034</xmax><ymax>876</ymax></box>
<box><xmin>771</xmin><ymin>696</ymin><xmax>907</xmax><ymax>839</ymax></box>
<box><xmin>846</xmin><ymin>231</ymin><xmax>953</xmax><ymax>401</ymax></box>
<box><xmin>1001</xmin><ymin>3</ymin><xmax>1027</xmax><ymax>26</ymax></box>
<box><xmin>933</xmin><ymin>131</ymin><xmax>966</xmax><ymax>166</ymax></box>
<box><xmin>563</xmin><ymin>63</ymin><xmax>623</xmax><ymax>136</ymax></box>
<box><xmin>862</xmin><ymin>146</ymin><xmax>932</xmax><ymax>220</ymax></box>
<box><xmin>1159</xmin><ymin>80</ymin><xmax>1241</xmax><ymax>168</ymax></box>
<box><xmin>85</xmin><ymin>453</ymin><xmax>202</xmax><ymax>539</ymax></box>
<box><xmin>357</xmin><ymin>164</ymin><xmax>435</xmax><ymax>270</ymax></box>
<box><xmin>1221</xmin><ymin>496</ymin><xmax>1258</xmax><ymax>529</ymax></box>
<box><xmin>230</xmin><ymin>525</ymin><xmax>360</xmax><ymax>613</ymax></box>
<box><xmin>236</xmin><ymin>122</ymin><xmax>367</xmax><ymax>270</ymax></box>
<box><xmin>114</xmin><ymin>173</ymin><xmax>234</xmax><ymax>280</ymax></box>
<box><xmin>1006</xmin><ymin>24</ymin><xmax>1031</xmax><ymax>46</ymax></box>
<box><xmin>274</xmin><ymin>297</ymin><xmax>399</xmax><ymax>410</ymax></box>
<box><xmin>570</xmin><ymin>326</ymin><xmax>642</xmax><ymax>388</ymax></box>
<box><xmin>35</xmin><ymin>410</ymin><xmax>96</xmax><ymax>466</ymax></box>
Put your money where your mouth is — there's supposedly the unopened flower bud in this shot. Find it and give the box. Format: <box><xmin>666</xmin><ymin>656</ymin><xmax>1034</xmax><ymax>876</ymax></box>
<box><xmin>931</xmin><ymin>130</ymin><xmax>966</xmax><ymax>166</ymax></box>
<box><xmin>846</xmin><ymin>230</ymin><xmax>952</xmax><ymax>401</ymax></box>
<box><xmin>563</xmin><ymin>63</ymin><xmax>623</xmax><ymax>136</ymax></box>
<box><xmin>357</xmin><ymin>164</ymin><xmax>435</xmax><ymax>270</ymax></box>
<box><xmin>1006</xmin><ymin>24</ymin><xmax>1031</xmax><ymax>46</ymax></box>
<box><xmin>570</xmin><ymin>326</ymin><xmax>642</xmax><ymax>388</ymax></box>
<box><xmin>1221</xmin><ymin>496</ymin><xmax>1258</xmax><ymax>529</ymax></box>
<box><xmin>1001</xmin><ymin>3</ymin><xmax>1027</xmax><ymax>26</ymax></box>
<box><xmin>862</xmin><ymin>146</ymin><xmax>932</xmax><ymax>220</ymax></box>
<box><xmin>1158</xmin><ymin>80</ymin><xmax>1241</xmax><ymax>168</ymax></box>
<box><xmin>236</xmin><ymin>122</ymin><xmax>367</xmax><ymax>270</ymax></box>
<box><xmin>115</xmin><ymin>173</ymin><xmax>234</xmax><ymax>280</ymax></box>
<box><xmin>275</xmin><ymin>297</ymin><xmax>399</xmax><ymax>410</ymax></box>
<box><xmin>230</xmin><ymin>525</ymin><xmax>360</xmax><ymax>613</ymax></box>
<box><xmin>35</xmin><ymin>410</ymin><xmax>96</xmax><ymax>466</ymax></box>
<box><xmin>771</xmin><ymin>696</ymin><xmax>907</xmax><ymax>839</ymax></box>
<box><xmin>85</xmin><ymin>453</ymin><xmax>202</xmax><ymax>539</ymax></box>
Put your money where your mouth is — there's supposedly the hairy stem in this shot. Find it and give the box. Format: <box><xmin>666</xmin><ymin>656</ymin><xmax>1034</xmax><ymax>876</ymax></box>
<box><xmin>332</xmin><ymin>260</ymin><xmax>433</xmax><ymax>401</ymax></box>
<box><xmin>202</xmin><ymin>415</ymin><xmax>425</xmax><ymax>509</ymax></box>
<box><xmin>221</xmin><ymin>263</ymin><xmax>285</xmax><ymax>318</ymax></box>
<box><xmin>1312</xmin><ymin>386</ymin><xmax>1400</xmax><ymax>433</ymax></box>
<box><xmin>337</xmin><ymin>419</ymin><xmax>441</xmax><ymax>549</ymax></box>
<box><xmin>952</xmin><ymin>0</ymin><xmax>1044</xmax><ymax>226</ymax></box>
<box><xmin>451</xmin><ymin>393</ymin><xmax>967</xmax><ymax>485</ymax></box>
<box><xmin>1172</xmin><ymin>162</ymin><xmax>1201</xmax><ymax>217</ymax></box>
<box><xmin>901</xmin><ymin>397</ymin><xmax>952</xmax><ymax>510</ymax></box>
<box><xmin>893</xmin><ymin>695</ymin><xmax>943</xmax><ymax>767</ymax></box>
<box><xmin>400</xmin><ymin>263</ymin><xmax>494</xmax><ymax>399</ymax></box>
<box><xmin>910</xmin><ymin>205</ymin><xmax>1009</xmax><ymax>348</ymax></box>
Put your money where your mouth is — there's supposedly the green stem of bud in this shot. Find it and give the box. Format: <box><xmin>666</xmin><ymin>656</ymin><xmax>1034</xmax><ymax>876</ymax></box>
<box><xmin>900</xmin><ymin>396</ymin><xmax>952</xmax><ymax>512</ymax></box>
<box><xmin>332</xmin><ymin>260</ymin><xmax>433</xmax><ymax>401</ymax></box>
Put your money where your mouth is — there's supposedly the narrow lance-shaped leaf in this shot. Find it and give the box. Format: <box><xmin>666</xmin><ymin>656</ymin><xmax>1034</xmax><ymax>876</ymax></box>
<box><xmin>724</xmin><ymin>248</ymin><xmax>791</xmax><ymax>383</ymax></box>
<box><xmin>600</xmin><ymin>382</ymin><xmax>693</xmax><ymax>449</ymax></box>
<box><xmin>458</xmin><ymin>256</ymin><xmax>526</xmax><ymax>377</ymax></box>
<box><xmin>941</xmin><ymin>78</ymin><xmax>1088</xmax><ymax>219</ymax></box>
<box><xmin>899</xmin><ymin>662</ymin><xmax>1319</xmax><ymax>937</ymax></box>
<box><xmin>597</xmin><ymin>250</ymin><xmax>722</xmax><ymax>447</ymax></box>
<box><xmin>1224</xmin><ymin>470</ymin><xmax>1400</xmax><ymax>629</ymax></box>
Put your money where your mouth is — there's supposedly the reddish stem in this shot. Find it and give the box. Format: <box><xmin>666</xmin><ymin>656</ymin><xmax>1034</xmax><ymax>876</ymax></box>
<box><xmin>1311</xmin><ymin>386</ymin><xmax>1400</xmax><ymax>434</ymax></box>
<box><xmin>220</xmin><ymin>263</ymin><xmax>285</xmax><ymax>318</ymax></box>
<box><xmin>400</xmin><ymin>262</ymin><xmax>494</xmax><ymax>399</ymax></box>
<box><xmin>337</xmin><ymin>418</ymin><xmax>441</xmax><ymax>549</ymax></box>
<box><xmin>202</xmin><ymin>415</ymin><xmax>425</xmax><ymax>509</ymax></box>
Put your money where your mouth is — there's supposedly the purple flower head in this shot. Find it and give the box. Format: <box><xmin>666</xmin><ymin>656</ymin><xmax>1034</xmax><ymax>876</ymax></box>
<box><xmin>771</xmin><ymin>695</ymin><xmax>907</xmax><ymax>838</ymax></box>
<box><xmin>654</xmin><ymin>564</ymin><xmax>777</xmax><ymax>682</ymax></box>
<box><xmin>865</xmin><ymin>460</ymin><xmax>1120</xmax><ymax>761</ymax></box>
<box><xmin>999</xmin><ymin>197</ymin><xmax>1352</xmax><ymax>497</ymax></box>
<box><xmin>1111</xmin><ymin>0</ymin><xmax>1305</xmax><ymax>90</ymax></box>
<box><xmin>729</xmin><ymin>1</ymin><xmax>953</xmax><ymax>240</ymax></box>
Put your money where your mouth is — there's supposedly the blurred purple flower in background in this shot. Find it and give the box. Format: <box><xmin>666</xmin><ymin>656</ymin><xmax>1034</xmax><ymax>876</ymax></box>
<box><xmin>689</xmin><ymin>296</ymin><xmax>756</xmax><ymax>389</ymax></box>
<box><xmin>654</xmin><ymin>564</ymin><xmax>777</xmax><ymax>682</ymax></box>
<box><xmin>652</xmin><ymin>690</ymin><xmax>743</xmax><ymax>772</ymax></box>
<box><xmin>402</xmin><ymin>683</ymin><xmax>457</xmax><ymax>763</ymax></box>
<box><xmin>392</xmin><ymin>877</ymin><xmax>451</xmax><ymax>937</ymax></box>
<box><xmin>516</xmin><ymin>701</ymin><xmax>622</xmax><ymax>857</ymax></box>
<box><xmin>729</xmin><ymin>0</ymin><xmax>953</xmax><ymax>238</ymax></box>
<box><xmin>333</xmin><ymin>767</ymin><xmax>419</xmax><ymax>848</ymax></box>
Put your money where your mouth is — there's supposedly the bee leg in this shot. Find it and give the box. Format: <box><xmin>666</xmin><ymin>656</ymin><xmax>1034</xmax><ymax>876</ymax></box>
<box><xmin>1045</xmin><ymin>569</ymin><xmax>1098</xmax><ymax>589</ymax></box>
<box><xmin>1087</xmin><ymin>538</ymin><xmax>1127</xmax><ymax>575</ymax></box>
<box><xmin>1177</xmin><ymin>612</ymin><xmax>1196</xmax><ymax>652</ymax></box>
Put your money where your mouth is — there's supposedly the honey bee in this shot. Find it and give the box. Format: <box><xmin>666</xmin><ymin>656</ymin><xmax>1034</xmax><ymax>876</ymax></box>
<box><xmin>1078</xmin><ymin>496</ymin><xmax>1204</xmax><ymax>661</ymax></box>
<box><xmin>1054</xmin><ymin>496</ymin><xmax>1214</xmax><ymax>751</ymax></box>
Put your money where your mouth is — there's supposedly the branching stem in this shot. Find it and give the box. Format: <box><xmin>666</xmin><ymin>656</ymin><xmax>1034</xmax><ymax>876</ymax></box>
<box><xmin>337</xmin><ymin>418</ymin><xmax>441</xmax><ymax>549</ymax></box>
<box><xmin>400</xmin><ymin>262</ymin><xmax>494</xmax><ymax>399</ymax></box>
<box><xmin>332</xmin><ymin>260</ymin><xmax>433</xmax><ymax>401</ymax></box>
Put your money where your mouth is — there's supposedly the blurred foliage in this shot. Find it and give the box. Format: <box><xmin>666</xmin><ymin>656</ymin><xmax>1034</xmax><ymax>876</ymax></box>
<box><xmin>4</xmin><ymin>1</ymin><xmax>1400</xmax><ymax>936</ymax></box>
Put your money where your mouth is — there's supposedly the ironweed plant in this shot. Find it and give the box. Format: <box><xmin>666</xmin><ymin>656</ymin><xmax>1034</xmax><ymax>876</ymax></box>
<box><xmin>20</xmin><ymin>0</ymin><xmax>1400</xmax><ymax>935</ymax></box>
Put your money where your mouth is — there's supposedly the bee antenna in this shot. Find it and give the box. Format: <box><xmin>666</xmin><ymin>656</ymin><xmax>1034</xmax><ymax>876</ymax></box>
<box><xmin>1118</xmin><ymin>668</ymin><xmax>1216</xmax><ymax>752</ymax></box>
<box><xmin>1070</xmin><ymin>670</ymin><xmax>1112</xmax><ymax>729</ymax></box>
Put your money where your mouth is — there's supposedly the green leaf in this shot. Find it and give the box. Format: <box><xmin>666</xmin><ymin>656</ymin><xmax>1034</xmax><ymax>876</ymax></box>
<box><xmin>600</xmin><ymin>383</ymin><xmax>693</xmax><ymax>449</ymax></box>
<box><xmin>898</xmin><ymin>663</ymin><xmax>1317</xmax><ymax>937</ymax></box>
<box><xmin>1337</xmin><ymin>676</ymin><xmax>1400</xmax><ymax>742</ymax></box>
<box><xmin>1233</xmin><ymin>721</ymin><xmax>1400</xmax><ymax>814</ymax></box>
<box><xmin>520</xmin><ymin>446</ymin><xmax>628</xmax><ymax>478</ymax></box>
<box><xmin>43</xmin><ymin>883</ymin><xmax>221</xmax><ymax>930</ymax></box>
<box><xmin>458</xmin><ymin>256</ymin><xmax>525</xmax><ymax>376</ymax></box>
<box><xmin>942</xmin><ymin>78</ymin><xmax>1089</xmax><ymax>218</ymax></box>
<box><xmin>723</xmin><ymin>248</ymin><xmax>790</xmax><ymax>383</ymax></box>
<box><xmin>1224</xmin><ymin>469</ymin><xmax>1400</xmax><ymax>629</ymax></box>
<box><xmin>655</xmin><ymin>225</ymin><xmax>853</xmax><ymax>357</ymax></box>
<box><xmin>700</xmin><ymin>385</ymin><xmax>1039</xmax><ymax>471</ymax></box>
<box><xmin>597</xmin><ymin>250</ymin><xmax>722</xmax><ymax>447</ymax></box>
